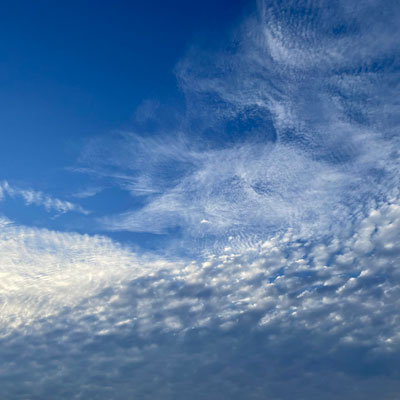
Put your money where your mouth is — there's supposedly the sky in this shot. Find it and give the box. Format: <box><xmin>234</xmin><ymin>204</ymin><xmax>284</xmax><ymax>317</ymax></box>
<box><xmin>1</xmin><ymin>0</ymin><xmax>400</xmax><ymax>398</ymax></box>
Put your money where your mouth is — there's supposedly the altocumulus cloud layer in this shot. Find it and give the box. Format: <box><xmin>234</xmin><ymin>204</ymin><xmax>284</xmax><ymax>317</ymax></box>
<box><xmin>2</xmin><ymin>0</ymin><xmax>400</xmax><ymax>398</ymax></box>
<box><xmin>2</xmin><ymin>197</ymin><xmax>400</xmax><ymax>399</ymax></box>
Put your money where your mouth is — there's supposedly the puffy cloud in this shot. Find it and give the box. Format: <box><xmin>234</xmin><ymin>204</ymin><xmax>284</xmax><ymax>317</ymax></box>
<box><xmin>0</xmin><ymin>217</ymin><xmax>165</xmax><ymax>335</ymax></box>
<box><xmin>1</xmin><ymin>196</ymin><xmax>400</xmax><ymax>398</ymax></box>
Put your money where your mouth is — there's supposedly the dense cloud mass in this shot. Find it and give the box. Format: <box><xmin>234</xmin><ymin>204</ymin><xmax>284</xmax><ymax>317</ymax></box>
<box><xmin>1</xmin><ymin>0</ymin><xmax>400</xmax><ymax>398</ymax></box>
<box><xmin>1</xmin><ymin>196</ymin><xmax>400</xmax><ymax>398</ymax></box>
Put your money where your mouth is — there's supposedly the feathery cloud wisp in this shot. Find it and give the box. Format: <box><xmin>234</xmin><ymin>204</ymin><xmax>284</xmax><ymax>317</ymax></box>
<box><xmin>74</xmin><ymin>0</ymin><xmax>400</xmax><ymax>254</ymax></box>
<box><xmin>0</xmin><ymin>181</ymin><xmax>89</xmax><ymax>216</ymax></box>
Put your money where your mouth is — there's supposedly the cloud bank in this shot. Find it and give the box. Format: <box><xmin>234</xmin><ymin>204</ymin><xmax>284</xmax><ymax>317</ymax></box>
<box><xmin>1</xmin><ymin>195</ymin><xmax>400</xmax><ymax>398</ymax></box>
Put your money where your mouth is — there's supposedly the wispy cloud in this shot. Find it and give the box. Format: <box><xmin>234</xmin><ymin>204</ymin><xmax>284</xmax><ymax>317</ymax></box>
<box><xmin>96</xmin><ymin>136</ymin><xmax>350</xmax><ymax>238</ymax></box>
<box><xmin>72</xmin><ymin>186</ymin><xmax>104</xmax><ymax>199</ymax></box>
<box><xmin>0</xmin><ymin>181</ymin><xmax>90</xmax><ymax>216</ymax></box>
<box><xmin>74</xmin><ymin>0</ymin><xmax>400</xmax><ymax>253</ymax></box>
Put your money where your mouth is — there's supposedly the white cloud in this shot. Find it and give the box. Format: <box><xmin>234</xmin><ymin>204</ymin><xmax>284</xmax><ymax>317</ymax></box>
<box><xmin>0</xmin><ymin>217</ymin><xmax>180</xmax><ymax>336</ymax></box>
<box><xmin>1</xmin><ymin>195</ymin><xmax>400</xmax><ymax>398</ymax></box>
<box><xmin>72</xmin><ymin>186</ymin><xmax>104</xmax><ymax>199</ymax></box>
<box><xmin>2</xmin><ymin>195</ymin><xmax>400</xmax><ymax>346</ymax></box>
<box><xmin>0</xmin><ymin>181</ymin><xmax>89</xmax><ymax>215</ymax></box>
<box><xmin>52</xmin><ymin>0</ymin><xmax>400</xmax><ymax>355</ymax></box>
<box><xmin>97</xmin><ymin>138</ymin><xmax>350</xmax><ymax>239</ymax></box>
<box><xmin>72</xmin><ymin>1</ymin><xmax>400</xmax><ymax>253</ymax></box>
<box><xmin>2</xmin><ymin>0</ymin><xmax>399</xmax><ymax>397</ymax></box>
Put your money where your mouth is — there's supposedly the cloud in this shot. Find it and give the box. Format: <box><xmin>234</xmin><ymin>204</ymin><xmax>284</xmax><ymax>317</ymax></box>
<box><xmin>73</xmin><ymin>0</ymin><xmax>400</xmax><ymax>255</ymax></box>
<box><xmin>1</xmin><ymin>196</ymin><xmax>400</xmax><ymax>398</ymax></box>
<box><xmin>134</xmin><ymin>99</ymin><xmax>161</xmax><ymax>124</ymax></box>
<box><xmin>72</xmin><ymin>186</ymin><xmax>104</xmax><ymax>199</ymax></box>
<box><xmin>2</xmin><ymin>0</ymin><xmax>400</xmax><ymax>398</ymax></box>
<box><xmin>0</xmin><ymin>181</ymin><xmax>89</xmax><ymax>216</ymax></box>
<box><xmin>97</xmin><ymin>136</ymin><xmax>350</xmax><ymax>239</ymax></box>
<box><xmin>0</xmin><ymin>217</ymin><xmax>176</xmax><ymax>336</ymax></box>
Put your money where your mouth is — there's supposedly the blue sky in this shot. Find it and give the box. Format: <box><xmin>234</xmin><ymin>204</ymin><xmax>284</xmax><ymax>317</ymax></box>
<box><xmin>0</xmin><ymin>0</ymin><xmax>247</xmax><ymax>239</ymax></box>
<box><xmin>1</xmin><ymin>0</ymin><xmax>400</xmax><ymax>398</ymax></box>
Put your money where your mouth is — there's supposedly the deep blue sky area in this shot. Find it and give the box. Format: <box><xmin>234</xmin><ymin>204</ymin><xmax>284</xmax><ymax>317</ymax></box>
<box><xmin>0</xmin><ymin>0</ymin><xmax>249</xmax><ymax>186</ymax></box>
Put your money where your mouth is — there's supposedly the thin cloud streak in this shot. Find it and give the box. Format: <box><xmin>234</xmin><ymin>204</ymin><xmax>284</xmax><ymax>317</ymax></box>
<box><xmin>0</xmin><ymin>181</ymin><xmax>90</xmax><ymax>216</ymax></box>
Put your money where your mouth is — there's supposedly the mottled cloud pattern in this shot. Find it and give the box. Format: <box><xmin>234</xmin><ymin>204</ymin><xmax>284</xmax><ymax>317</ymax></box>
<box><xmin>2</xmin><ymin>196</ymin><xmax>400</xmax><ymax>398</ymax></box>
<box><xmin>1</xmin><ymin>0</ymin><xmax>400</xmax><ymax>398</ymax></box>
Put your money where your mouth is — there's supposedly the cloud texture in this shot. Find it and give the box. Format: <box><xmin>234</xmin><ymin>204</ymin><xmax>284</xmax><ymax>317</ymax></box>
<box><xmin>1</xmin><ymin>196</ymin><xmax>400</xmax><ymax>398</ymax></box>
<box><xmin>1</xmin><ymin>0</ymin><xmax>400</xmax><ymax>398</ymax></box>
